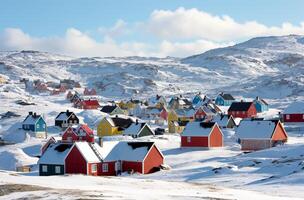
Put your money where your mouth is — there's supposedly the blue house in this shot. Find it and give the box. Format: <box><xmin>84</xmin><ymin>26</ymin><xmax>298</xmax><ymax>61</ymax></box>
<box><xmin>253</xmin><ymin>96</ymin><xmax>269</xmax><ymax>113</ymax></box>
<box><xmin>22</xmin><ymin>112</ymin><xmax>47</xmax><ymax>138</ymax></box>
<box><xmin>215</xmin><ymin>93</ymin><xmax>235</xmax><ymax>106</ymax></box>
<box><xmin>192</xmin><ymin>93</ymin><xmax>205</xmax><ymax>105</ymax></box>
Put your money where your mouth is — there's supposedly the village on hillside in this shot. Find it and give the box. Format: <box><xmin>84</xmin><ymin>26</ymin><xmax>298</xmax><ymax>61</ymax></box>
<box><xmin>5</xmin><ymin>79</ymin><xmax>303</xmax><ymax>178</ymax></box>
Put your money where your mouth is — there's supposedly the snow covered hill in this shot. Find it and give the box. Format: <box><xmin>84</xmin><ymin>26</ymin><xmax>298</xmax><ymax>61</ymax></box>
<box><xmin>1</xmin><ymin>35</ymin><xmax>304</xmax><ymax>101</ymax></box>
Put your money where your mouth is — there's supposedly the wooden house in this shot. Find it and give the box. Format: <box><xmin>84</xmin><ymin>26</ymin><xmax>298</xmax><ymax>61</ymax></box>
<box><xmin>282</xmin><ymin>102</ymin><xmax>304</xmax><ymax>123</ymax></box>
<box><xmin>181</xmin><ymin>122</ymin><xmax>223</xmax><ymax>148</ymax></box>
<box><xmin>97</xmin><ymin>116</ymin><xmax>133</xmax><ymax>137</ymax></box>
<box><xmin>123</xmin><ymin>121</ymin><xmax>154</xmax><ymax>138</ymax></box>
<box><xmin>100</xmin><ymin>105</ymin><xmax>125</xmax><ymax>115</ymax></box>
<box><xmin>22</xmin><ymin>112</ymin><xmax>47</xmax><ymax>138</ymax></box>
<box><xmin>38</xmin><ymin>143</ymin><xmax>73</xmax><ymax>176</ymax></box>
<box><xmin>236</xmin><ymin>120</ymin><xmax>288</xmax><ymax>151</ymax></box>
<box><xmin>65</xmin><ymin>142</ymin><xmax>102</xmax><ymax>176</ymax></box>
<box><xmin>62</xmin><ymin>124</ymin><xmax>94</xmax><ymax>143</ymax></box>
<box><xmin>253</xmin><ymin>96</ymin><xmax>269</xmax><ymax>113</ymax></box>
<box><xmin>211</xmin><ymin>114</ymin><xmax>236</xmax><ymax>128</ymax></box>
<box><xmin>78</xmin><ymin>99</ymin><xmax>100</xmax><ymax>109</ymax></box>
<box><xmin>192</xmin><ymin>92</ymin><xmax>205</xmax><ymax>105</ymax></box>
<box><xmin>83</xmin><ymin>88</ymin><xmax>97</xmax><ymax>96</ymax></box>
<box><xmin>55</xmin><ymin>110</ymin><xmax>79</xmax><ymax>129</ymax></box>
<box><xmin>228</xmin><ymin>102</ymin><xmax>257</xmax><ymax>118</ymax></box>
<box><xmin>215</xmin><ymin>93</ymin><xmax>235</xmax><ymax>106</ymax></box>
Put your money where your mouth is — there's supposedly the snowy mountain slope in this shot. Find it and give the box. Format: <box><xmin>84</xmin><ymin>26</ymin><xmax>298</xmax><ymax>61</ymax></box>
<box><xmin>182</xmin><ymin>35</ymin><xmax>304</xmax><ymax>99</ymax></box>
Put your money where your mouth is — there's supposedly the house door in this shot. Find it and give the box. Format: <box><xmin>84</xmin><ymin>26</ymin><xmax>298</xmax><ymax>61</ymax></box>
<box><xmin>115</xmin><ymin>160</ymin><xmax>122</xmax><ymax>175</ymax></box>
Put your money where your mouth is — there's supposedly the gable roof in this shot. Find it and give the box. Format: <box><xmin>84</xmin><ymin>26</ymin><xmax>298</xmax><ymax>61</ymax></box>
<box><xmin>68</xmin><ymin>124</ymin><xmax>93</xmax><ymax>136</ymax></box>
<box><xmin>82</xmin><ymin>99</ymin><xmax>100</xmax><ymax>106</ymax></box>
<box><xmin>219</xmin><ymin>93</ymin><xmax>235</xmax><ymax>100</ymax></box>
<box><xmin>103</xmin><ymin>141</ymin><xmax>158</xmax><ymax>162</ymax></box>
<box><xmin>254</xmin><ymin>97</ymin><xmax>269</xmax><ymax>106</ymax></box>
<box><xmin>73</xmin><ymin>142</ymin><xmax>101</xmax><ymax>163</ymax></box>
<box><xmin>23</xmin><ymin>113</ymin><xmax>44</xmax><ymax>125</ymax></box>
<box><xmin>123</xmin><ymin>123</ymin><xmax>154</xmax><ymax>136</ymax></box>
<box><xmin>211</xmin><ymin>115</ymin><xmax>232</xmax><ymax>127</ymax></box>
<box><xmin>38</xmin><ymin>143</ymin><xmax>73</xmax><ymax>165</ymax></box>
<box><xmin>181</xmin><ymin>121</ymin><xmax>218</xmax><ymax>137</ymax></box>
<box><xmin>236</xmin><ymin>120</ymin><xmax>279</xmax><ymax>139</ymax></box>
<box><xmin>228</xmin><ymin>102</ymin><xmax>253</xmax><ymax>112</ymax></box>
<box><xmin>104</xmin><ymin>116</ymin><xmax>134</xmax><ymax>130</ymax></box>
<box><xmin>100</xmin><ymin>105</ymin><xmax>118</xmax><ymax>113</ymax></box>
<box><xmin>55</xmin><ymin>110</ymin><xmax>75</xmax><ymax>121</ymax></box>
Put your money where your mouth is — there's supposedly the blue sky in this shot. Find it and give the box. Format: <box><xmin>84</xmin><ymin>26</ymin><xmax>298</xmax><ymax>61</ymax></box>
<box><xmin>1</xmin><ymin>0</ymin><xmax>304</xmax><ymax>57</ymax></box>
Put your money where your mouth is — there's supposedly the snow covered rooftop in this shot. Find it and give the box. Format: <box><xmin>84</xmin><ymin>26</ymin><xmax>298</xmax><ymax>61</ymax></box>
<box><xmin>23</xmin><ymin>113</ymin><xmax>43</xmax><ymax>125</ymax></box>
<box><xmin>123</xmin><ymin>123</ymin><xmax>149</xmax><ymax>136</ymax></box>
<box><xmin>283</xmin><ymin>102</ymin><xmax>304</xmax><ymax>114</ymax></box>
<box><xmin>38</xmin><ymin>143</ymin><xmax>73</xmax><ymax>165</ymax></box>
<box><xmin>236</xmin><ymin>120</ymin><xmax>277</xmax><ymax>139</ymax></box>
<box><xmin>74</xmin><ymin>142</ymin><xmax>101</xmax><ymax>163</ymax></box>
<box><xmin>181</xmin><ymin>122</ymin><xmax>216</xmax><ymax>137</ymax></box>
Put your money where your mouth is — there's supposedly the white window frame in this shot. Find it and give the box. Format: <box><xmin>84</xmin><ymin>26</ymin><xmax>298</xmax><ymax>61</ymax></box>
<box><xmin>92</xmin><ymin>164</ymin><xmax>97</xmax><ymax>173</ymax></box>
<box><xmin>187</xmin><ymin>136</ymin><xmax>191</xmax><ymax>143</ymax></box>
<box><xmin>36</xmin><ymin>124</ymin><xmax>40</xmax><ymax>129</ymax></box>
<box><xmin>42</xmin><ymin>165</ymin><xmax>48</xmax><ymax>172</ymax></box>
<box><xmin>102</xmin><ymin>163</ymin><xmax>108</xmax><ymax>172</ymax></box>
<box><xmin>67</xmin><ymin>136</ymin><xmax>72</xmax><ymax>142</ymax></box>
<box><xmin>286</xmin><ymin>114</ymin><xmax>290</xmax><ymax>120</ymax></box>
<box><xmin>302</xmin><ymin>114</ymin><xmax>304</xmax><ymax>120</ymax></box>
<box><xmin>55</xmin><ymin>166</ymin><xmax>61</xmax><ymax>174</ymax></box>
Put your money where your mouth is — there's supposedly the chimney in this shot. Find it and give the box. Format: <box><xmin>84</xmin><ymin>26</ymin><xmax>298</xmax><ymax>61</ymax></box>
<box><xmin>256</xmin><ymin>96</ymin><xmax>259</xmax><ymax>100</ymax></box>
<box><xmin>66</xmin><ymin>109</ymin><xmax>70</xmax><ymax>113</ymax></box>
<box><xmin>136</xmin><ymin>119</ymin><xmax>139</xmax><ymax>125</ymax></box>
<box><xmin>180</xmin><ymin>94</ymin><xmax>182</xmax><ymax>98</ymax></box>
<box><xmin>33</xmin><ymin>112</ymin><xmax>37</xmax><ymax>117</ymax></box>
<box><xmin>99</xmin><ymin>137</ymin><xmax>103</xmax><ymax>147</ymax></box>
<box><xmin>29</xmin><ymin>112</ymin><xmax>33</xmax><ymax>115</ymax></box>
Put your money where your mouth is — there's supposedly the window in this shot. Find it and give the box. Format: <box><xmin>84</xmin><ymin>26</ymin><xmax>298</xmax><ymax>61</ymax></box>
<box><xmin>286</xmin><ymin>114</ymin><xmax>290</xmax><ymax>120</ymax></box>
<box><xmin>42</xmin><ymin>165</ymin><xmax>48</xmax><ymax>172</ymax></box>
<box><xmin>187</xmin><ymin>136</ymin><xmax>191</xmax><ymax>143</ymax></box>
<box><xmin>36</xmin><ymin>124</ymin><xmax>40</xmax><ymax>129</ymax></box>
<box><xmin>92</xmin><ymin>164</ymin><xmax>97</xmax><ymax>173</ymax></box>
<box><xmin>102</xmin><ymin>163</ymin><xmax>108</xmax><ymax>172</ymax></box>
<box><xmin>236</xmin><ymin>111</ymin><xmax>239</xmax><ymax>114</ymax></box>
<box><xmin>303</xmin><ymin>114</ymin><xmax>304</xmax><ymax>120</ymax></box>
<box><xmin>43</xmin><ymin>124</ymin><xmax>46</xmax><ymax>129</ymax></box>
<box><xmin>74</xmin><ymin>120</ymin><xmax>77</xmax><ymax>124</ymax></box>
<box><xmin>67</xmin><ymin>137</ymin><xmax>72</xmax><ymax>142</ymax></box>
<box><xmin>242</xmin><ymin>111</ymin><xmax>245</xmax><ymax>114</ymax></box>
<box><xmin>55</xmin><ymin>166</ymin><xmax>61</xmax><ymax>174</ymax></box>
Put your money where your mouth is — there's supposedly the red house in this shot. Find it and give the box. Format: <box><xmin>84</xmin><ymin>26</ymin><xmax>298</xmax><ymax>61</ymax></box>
<box><xmin>236</xmin><ymin>119</ymin><xmax>288</xmax><ymax>151</ymax></box>
<box><xmin>194</xmin><ymin>105</ymin><xmax>217</xmax><ymax>120</ymax></box>
<box><xmin>65</xmin><ymin>142</ymin><xmax>102</xmax><ymax>176</ymax></box>
<box><xmin>181</xmin><ymin>122</ymin><xmax>223</xmax><ymax>148</ymax></box>
<box><xmin>100</xmin><ymin>141</ymin><xmax>164</xmax><ymax>175</ymax></box>
<box><xmin>62</xmin><ymin>124</ymin><xmax>94</xmax><ymax>143</ymax></box>
<box><xmin>228</xmin><ymin>102</ymin><xmax>257</xmax><ymax>118</ymax></box>
<box><xmin>78</xmin><ymin>99</ymin><xmax>100</xmax><ymax>109</ymax></box>
<box><xmin>282</xmin><ymin>102</ymin><xmax>304</xmax><ymax>123</ymax></box>
<box><xmin>65</xmin><ymin>141</ymin><xmax>164</xmax><ymax>176</ymax></box>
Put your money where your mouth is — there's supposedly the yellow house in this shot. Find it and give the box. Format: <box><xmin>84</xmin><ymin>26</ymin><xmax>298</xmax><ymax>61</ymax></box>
<box><xmin>97</xmin><ymin>116</ymin><xmax>133</xmax><ymax>137</ymax></box>
<box><xmin>97</xmin><ymin>117</ymin><xmax>121</xmax><ymax>137</ymax></box>
<box><xmin>167</xmin><ymin>109</ymin><xmax>195</xmax><ymax>133</ymax></box>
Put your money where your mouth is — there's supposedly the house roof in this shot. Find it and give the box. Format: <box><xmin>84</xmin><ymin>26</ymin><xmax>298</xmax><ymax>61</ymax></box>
<box><xmin>283</xmin><ymin>102</ymin><xmax>304</xmax><ymax>114</ymax></box>
<box><xmin>55</xmin><ymin>110</ymin><xmax>75</xmax><ymax>121</ymax></box>
<box><xmin>38</xmin><ymin>143</ymin><xmax>73</xmax><ymax>165</ymax></box>
<box><xmin>181</xmin><ymin>121</ymin><xmax>217</xmax><ymax>137</ymax></box>
<box><xmin>69</xmin><ymin>124</ymin><xmax>93</xmax><ymax>136</ymax></box>
<box><xmin>219</xmin><ymin>93</ymin><xmax>235</xmax><ymax>100</ymax></box>
<box><xmin>211</xmin><ymin>115</ymin><xmax>231</xmax><ymax>127</ymax></box>
<box><xmin>74</xmin><ymin>142</ymin><xmax>101</xmax><ymax>163</ymax></box>
<box><xmin>104</xmin><ymin>141</ymin><xmax>158</xmax><ymax>162</ymax></box>
<box><xmin>123</xmin><ymin>123</ymin><xmax>153</xmax><ymax>136</ymax></box>
<box><xmin>105</xmin><ymin>116</ymin><xmax>134</xmax><ymax>130</ymax></box>
<box><xmin>236</xmin><ymin>120</ymin><xmax>278</xmax><ymax>139</ymax></box>
<box><xmin>23</xmin><ymin>113</ymin><xmax>43</xmax><ymax>125</ymax></box>
<box><xmin>100</xmin><ymin>105</ymin><xmax>118</xmax><ymax>113</ymax></box>
<box><xmin>82</xmin><ymin>99</ymin><xmax>100</xmax><ymax>106</ymax></box>
<box><xmin>254</xmin><ymin>97</ymin><xmax>269</xmax><ymax>106</ymax></box>
<box><xmin>228</xmin><ymin>102</ymin><xmax>253</xmax><ymax>112</ymax></box>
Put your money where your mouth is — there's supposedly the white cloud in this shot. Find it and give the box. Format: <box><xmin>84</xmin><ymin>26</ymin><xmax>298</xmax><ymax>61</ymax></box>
<box><xmin>147</xmin><ymin>7</ymin><xmax>304</xmax><ymax>42</ymax></box>
<box><xmin>1</xmin><ymin>8</ymin><xmax>304</xmax><ymax>57</ymax></box>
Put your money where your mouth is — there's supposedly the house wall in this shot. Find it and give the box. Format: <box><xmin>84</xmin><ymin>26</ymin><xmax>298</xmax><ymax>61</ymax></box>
<box><xmin>209</xmin><ymin>126</ymin><xmax>223</xmax><ymax>147</ymax></box>
<box><xmin>97</xmin><ymin>119</ymin><xmax>120</xmax><ymax>137</ymax></box>
<box><xmin>181</xmin><ymin>136</ymin><xmax>209</xmax><ymax>147</ymax></box>
<box><xmin>138</xmin><ymin>126</ymin><xmax>154</xmax><ymax>137</ymax></box>
<box><xmin>228</xmin><ymin>104</ymin><xmax>257</xmax><ymax>118</ymax></box>
<box><xmin>35</xmin><ymin>118</ymin><xmax>46</xmax><ymax>132</ymax></box>
<box><xmin>241</xmin><ymin>139</ymin><xmax>271</xmax><ymax>151</ymax></box>
<box><xmin>39</xmin><ymin>164</ymin><xmax>64</xmax><ymax>176</ymax></box>
<box><xmin>99</xmin><ymin>161</ymin><xmax>116</xmax><ymax>176</ymax></box>
<box><xmin>143</xmin><ymin>146</ymin><xmax>164</xmax><ymax>174</ymax></box>
<box><xmin>194</xmin><ymin>108</ymin><xmax>206</xmax><ymax>119</ymax></box>
<box><xmin>65</xmin><ymin>147</ymin><xmax>87</xmax><ymax>175</ymax></box>
<box><xmin>122</xmin><ymin>161</ymin><xmax>142</xmax><ymax>174</ymax></box>
<box><xmin>87</xmin><ymin>162</ymin><xmax>99</xmax><ymax>176</ymax></box>
<box><xmin>283</xmin><ymin>113</ymin><xmax>304</xmax><ymax>123</ymax></box>
<box><xmin>62</xmin><ymin>128</ymin><xmax>78</xmax><ymax>141</ymax></box>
